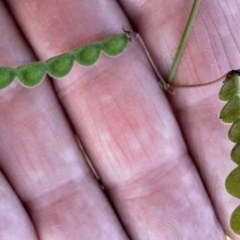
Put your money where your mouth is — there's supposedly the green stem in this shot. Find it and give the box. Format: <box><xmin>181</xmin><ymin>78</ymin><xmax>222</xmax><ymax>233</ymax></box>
<box><xmin>168</xmin><ymin>0</ymin><xmax>201</xmax><ymax>84</ymax></box>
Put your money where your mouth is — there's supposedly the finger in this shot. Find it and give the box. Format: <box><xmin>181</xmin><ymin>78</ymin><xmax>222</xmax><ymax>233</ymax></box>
<box><xmin>6</xmin><ymin>0</ymin><xmax>226</xmax><ymax>238</ymax></box>
<box><xmin>0</xmin><ymin>3</ymin><xmax>128</xmax><ymax>239</ymax></box>
<box><xmin>118</xmin><ymin>0</ymin><xmax>240</xmax><ymax>238</ymax></box>
<box><xmin>0</xmin><ymin>171</ymin><xmax>37</xmax><ymax>239</ymax></box>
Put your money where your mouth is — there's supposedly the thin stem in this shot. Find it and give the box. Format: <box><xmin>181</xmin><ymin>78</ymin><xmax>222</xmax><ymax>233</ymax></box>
<box><xmin>124</xmin><ymin>29</ymin><xmax>169</xmax><ymax>90</ymax></box>
<box><xmin>168</xmin><ymin>0</ymin><xmax>201</xmax><ymax>84</ymax></box>
<box><xmin>124</xmin><ymin>29</ymin><xmax>227</xmax><ymax>92</ymax></box>
<box><xmin>136</xmin><ymin>34</ymin><xmax>168</xmax><ymax>89</ymax></box>
<box><xmin>171</xmin><ymin>74</ymin><xmax>226</xmax><ymax>88</ymax></box>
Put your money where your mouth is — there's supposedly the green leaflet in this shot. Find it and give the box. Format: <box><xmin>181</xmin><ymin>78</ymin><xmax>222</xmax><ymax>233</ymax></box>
<box><xmin>218</xmin><ymin>72</ymin><xmax>239</xmax><ymax>101</ymax></box>
<box><xmin>228</xmin><ymin>118</ymin><xmax>240</xmax><ymax>143</ymax></box>
<box><xmin>225</xmin><ymin>166</ymin><xmax>240</xmax><ymax>199</ymax></box>
<box><xmin>219</xmin><ymin>95</ymin><xmax>240</xmax><ymax>123</ymax></box>
<box><xmin>0</xmin><ymin>32</ymin><xmax>130</xmax><ymax>89</ymax></box>
<box><xmin>230</xmin><ymin>205</ymin><xmax>240</xmax><ymax>235</ymax></box>
<box><xmin>231</xmin><ymin>143</ymin><xmax>240</xmax><ymax>164</ymax></box>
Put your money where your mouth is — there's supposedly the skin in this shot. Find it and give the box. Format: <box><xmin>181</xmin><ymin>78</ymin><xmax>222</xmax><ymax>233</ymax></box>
<box><xmin>0</xmin><ymin>0</ymin><xmax>239</xmax><ymax>239</ymax></box>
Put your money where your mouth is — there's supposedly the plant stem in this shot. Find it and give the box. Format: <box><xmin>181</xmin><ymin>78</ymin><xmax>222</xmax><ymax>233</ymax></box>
<box><xmin>168</xmin><ymin>0</ymin><xmax>201</xmax><ymax>84</ymax></box>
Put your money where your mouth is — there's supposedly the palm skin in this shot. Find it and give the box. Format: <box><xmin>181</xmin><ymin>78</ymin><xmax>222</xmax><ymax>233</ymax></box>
<box><xmin>0</xmin><ymin>0</ymin><xmax>239</xmax><ymax>239</ymax></box>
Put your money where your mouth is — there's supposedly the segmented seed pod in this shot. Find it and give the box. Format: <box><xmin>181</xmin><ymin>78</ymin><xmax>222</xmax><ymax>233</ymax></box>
<box><xmin>0</xmin><ymin>32</ymin><xmax>130</xmax><ymax>90</ymax></box>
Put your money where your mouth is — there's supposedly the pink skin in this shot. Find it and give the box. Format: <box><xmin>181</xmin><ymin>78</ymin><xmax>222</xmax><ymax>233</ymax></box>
<box><xmin>0</xmin><ymin>0</ymin><xmax>239</xmax><ymax>239</ymax></box>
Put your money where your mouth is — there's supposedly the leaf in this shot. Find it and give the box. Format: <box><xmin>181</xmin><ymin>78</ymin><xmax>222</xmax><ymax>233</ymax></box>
<box><xmin>0</xmin><ymin>67</ymin><xmax>16</xmax><ymax>89</ymax></box>
<box><xmin>46</xmin><ymin>53</ymin><xmax>74</xmax><ymax>78</ymax></box>
<box><xmin>230</xmin><ymin>205</ymin><xmax>240</xmax><ymax>235</ymax></box>
<box><xmin>219</xmin><ymin>95</ymin><xmax>240</xmax><ymax>123</ymax></box>
<box><xmin>74</xmin><ymin>42</ymin><xmax>102</xmax><ymax>66</ymax></box>
<box><xmin>228</xmin><ymin>118</ymin><xmax>240</xmax><ymax>143</ymax></box>
<box><xmin>218</xmin><ymin>72</ymin><xmax>239</xmax><ymax>101</ymax></box>
<box><xmin>225</xmin><ymin>166</ymin><xmax>240</xmax><ymax>199</ymax></box>
<box><xmin>231</xmin><ymin>143</ymin><xmax>240</xmax><ymax>165</ymax></box>
<box><xmin>17</xmin><ymin>62</ymin><xmax>46</xmax><ymax>87</ymax></box>
<box><xmin>102</xmin><ymin>33</ymin><xmax>130</xmax><ymax>57</ymax></box>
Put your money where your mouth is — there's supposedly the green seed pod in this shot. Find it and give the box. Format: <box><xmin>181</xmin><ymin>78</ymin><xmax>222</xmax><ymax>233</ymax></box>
<box><xmin>102</xmin><ymin>33</ymin><xmax>130</xmax><ymax>57</ymax></box>
<box><xmin>17</xmin><ymin>62</ymin><xmax>46</xmax><ymax>88</ymax></box>
<box><xmin>46</xmin><ymin>53</ymin><xmax>74</xmax><ymax>78</ymax></box>
<box><xmin>0</xmin><ymin>32</ymin><xmax>130</xmax><ymax>89</ymax></box>
<box><xmin>0</xmin><ymin>67</ymin><xmax>16</xmax><ymax>89</ymax></box>
<box><xmin>219</xmin><ymin>95</ymin><xmax>240</xmax><ymax>123</ymax></box>
<box><xmin>225</xmin><ymin>166</ymin><xmax>240</xmax><ymax>199</ymax></box>
<box><xmin>218</xmin><ymin>72</ymin><xmax>239</xmax><ymax>101</ymax></box>
<box><xmin>230</xmin><ymin>205</ymin><xmax>240</xmax><ymax>235</ymax></box>
<box><xmin>228</xmin><ymin>118</ymin><xmax>240</xmax><ymax>143</ymax></box>
<box><xmin>231</xmin><ymin>143</ymin><xmax>240</xmax><ymax>164</ymax></box>
<box><xmin>74</xmin><ymin>42</ymin><xmax>102</xmax><ymax>66</ymax></box>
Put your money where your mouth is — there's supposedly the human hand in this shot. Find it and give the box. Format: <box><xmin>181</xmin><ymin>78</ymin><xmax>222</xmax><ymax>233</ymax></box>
<box><xmin>0</xmin><ymin>0</ymin><xmax>239</xmax><ymax>239</ymax></box>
